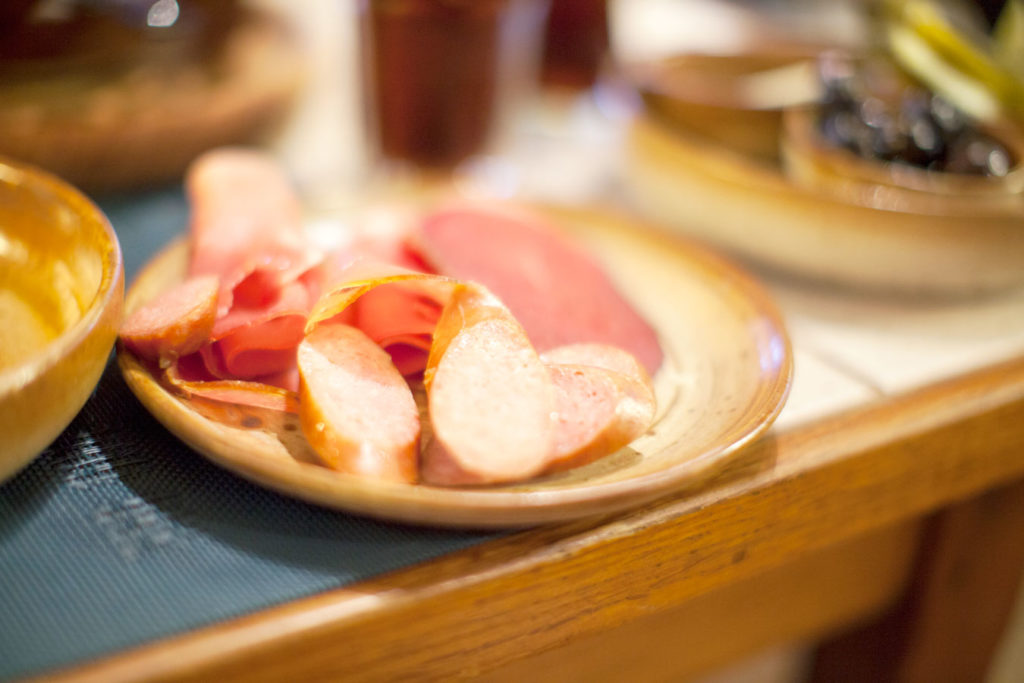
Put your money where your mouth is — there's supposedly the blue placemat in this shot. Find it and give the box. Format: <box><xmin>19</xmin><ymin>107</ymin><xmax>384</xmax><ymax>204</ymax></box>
<box><xmin>0</xmin><ymin>188</ymin><xmax>494</xmax><ymax>682</ymax></box>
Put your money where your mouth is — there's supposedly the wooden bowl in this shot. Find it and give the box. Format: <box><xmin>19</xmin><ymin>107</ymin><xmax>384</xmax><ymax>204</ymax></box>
<box><xmin>0</xmin><ymin>157</ymin><xmax>124</xmax><ymax>483</ymax></box>
<box><xmin>623</xmin><ymin>111</ymin><xmax>1024</xmax><ymax>295</ymax></box>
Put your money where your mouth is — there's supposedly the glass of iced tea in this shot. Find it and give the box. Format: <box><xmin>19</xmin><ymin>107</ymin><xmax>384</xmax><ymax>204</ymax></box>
<box><xmin>359</xmin><ymin>0</ymin><xmax>550</xmax><ymax>174</ymax></box>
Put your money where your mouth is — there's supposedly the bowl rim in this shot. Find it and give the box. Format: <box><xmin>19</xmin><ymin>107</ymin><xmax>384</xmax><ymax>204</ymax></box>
<box><xmin>0</xmin><ymin>156</ymin><xmax>124</xmax><ymax>395</ymax></box>
<box><xmin>781</xmin><ymin>105</ymin><xmax>1024</xmax><ymax>208</ymax></box>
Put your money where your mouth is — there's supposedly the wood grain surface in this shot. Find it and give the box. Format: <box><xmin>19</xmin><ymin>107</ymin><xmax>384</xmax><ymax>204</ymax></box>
<box><xmin>45</xmin><ymin>354</ymin><xmax>1024</xmax><ymax>682</ymax></box>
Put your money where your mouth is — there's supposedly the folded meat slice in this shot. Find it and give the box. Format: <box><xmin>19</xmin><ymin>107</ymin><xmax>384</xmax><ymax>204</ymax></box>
<box><xmin>307</xmin><ymin>261</ymin><xmax>452</xmax><ymax>376</ymax></box>
<box><xmin>180</xmin><ymin>149</ymin><xmax>326</xmax><ymax>385</ymax></box>
<box><xmin>421</xmin><ymin>285</ymin><xmax>556</xmax><ymax>486</ymax></box>
<box><xmin>165</xmin><ymin>353</ymin><xmax>300</xmax><ymax>414</ymax></box>
<box><xmin>297</xmin><ymin>322</ymin><xmax>420</xmax><ymax>483</ymax></box>
<box><xmin>412</xmin><ymin>205</ymin><xmax>664</xmax><ymax>375</ymax></box>
<box><xmin>186</xmin><ymin>149</ymin><xmax>321</xmax><ymax>317</ymax></box>
<box><xmin>158</xmin><ymin>354</ymin><xmax>301</xmax><ymax>437</ymax></box>
<box><xmin>120</xmin><ymin>275</ymin><xmax>219</xmax><ymax>367</ymax></box>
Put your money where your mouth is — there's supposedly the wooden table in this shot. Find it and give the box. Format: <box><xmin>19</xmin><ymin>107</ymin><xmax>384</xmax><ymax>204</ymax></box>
<box><xmin>39</xmin><ymin>221</ymin><xmax>1024</xmax><ymax>683</ymax></box>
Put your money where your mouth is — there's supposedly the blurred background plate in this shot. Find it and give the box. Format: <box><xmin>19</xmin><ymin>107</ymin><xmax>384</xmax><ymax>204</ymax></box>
<box><xmin>623</xmin><ymin>108</ymin><xmax>1024</xmax><ymax>295</ymax></box>
<box><xmin>0</xmin><ymin>1</ymin><xmax>304</xmax><ymax>194</ymax></box>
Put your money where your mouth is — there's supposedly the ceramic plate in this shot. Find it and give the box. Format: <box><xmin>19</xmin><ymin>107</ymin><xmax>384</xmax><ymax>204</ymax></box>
<box><xmin>118</xmin><ymin>204</ymin><xmax>792</xmax><ymax>528</ymax></box>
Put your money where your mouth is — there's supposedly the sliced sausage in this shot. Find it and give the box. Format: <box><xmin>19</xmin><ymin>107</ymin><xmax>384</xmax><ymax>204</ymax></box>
<box><xmin>297</xmin><ymin>322</ymin><xmax>420</xmax><ymax>483</ymax></box>
<box><xmin>422</xmin><ymin>285</ymin><xmax>556</xmax><ymax>486</ymax></box>
<box><xmin>544</xmin><ymin>363</ymin><xmax>656</xmax><ymax>473</ymax></box>
<box><xmin>120</xmin><ymin>274</ymin><xmax>219</xmax><ymax>367</ymax></box>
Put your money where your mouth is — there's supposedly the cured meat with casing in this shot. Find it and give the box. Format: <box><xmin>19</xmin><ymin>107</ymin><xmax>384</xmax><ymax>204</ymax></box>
<box><xmin>165</xmin><ymin>357</ymin><xmax>300</xmax><ymax>414</ymax></box>
<box><xmin>421</xmin><ymin>285</ymin><xmax>556</xmax><ymax>486</ymax></box>
<box><xmin>540</xmin><ymin>343</ymin><xmax>656</xmax><ymax>472</ymax></box>
<box><xmin>412</xmin><ymin>205</ymin><xmax>664</xmax><ymax>375</ymax></box>
<box><xmin>544</xmin><ymin>363</ymin><xmax>656</xmax><ymax>473</ymax></box>
<box><xmin>540</xmin><ymin>343</ymin><xmax>655</xmax><ymax>395</ymax></box>
<box><xmin>298</xmin><ymin>322</ymin><xmax>420</xmax><ymax>483</ymax></box>
<box><xmin>307</xmin><ymin>260</ymin><xmax>452</xmax><ymax>376</ymax></box>
<box><xmin>119</xmin><ymin>274</ymin><xmax>219</xmax><ymax>367</ymax></box>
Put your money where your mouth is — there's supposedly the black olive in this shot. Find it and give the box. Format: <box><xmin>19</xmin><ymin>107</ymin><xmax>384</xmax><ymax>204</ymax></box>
<box><xmin>815</xmin><ymin>59</ymin><xmax>1013</xmax><ymax>176</ymax></box>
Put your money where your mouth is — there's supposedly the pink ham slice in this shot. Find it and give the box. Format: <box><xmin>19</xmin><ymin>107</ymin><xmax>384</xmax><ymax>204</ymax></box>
<box><xmin>352</xmin><ymin>283</ymin><xmax>442</xmax><ymax>376</ymax></box>
<box><xmin>307</xmin><ymin>260</ymin><xmax>452</xmax><ymax>377</ymax></box>
<box><xmin>186</xmin><ymin>148</ymin><xmax>320</xmax><ymax>317</ymax></box>
<box><xmin>120</xmin><ymin>275</ymin><xmax>219</xmax><ymax>367</ymax></box>
<box><xmin>421</xmin><ymin>285</ymin><xmax>556</xmax><ymax>486</ymax></box>
<box><xmin>163</xmin><ymin>352</ymin><xmax>299</xmax><ymax>411</ymax></box>
<box><xmin>297</xmin><ymin>322</ymin><xmax>420</xmax><ymax>483</ymax></box>
<box><xmin>183</xmin><ymin>149</ymin><xmax>324</xmax><ymax>382</ymax></box>
<box><xmin>411</xmin><ymin>206</ymin><xmax>664</xmax><ymax>375</ymax></box>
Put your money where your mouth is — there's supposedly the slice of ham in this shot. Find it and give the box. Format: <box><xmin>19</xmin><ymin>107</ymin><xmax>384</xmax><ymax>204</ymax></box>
<box><xmin>421</xmin><ymin>285</ymin><xmax>556</xmax><ymax>486</ymax></box>
<box><xmin>165</xmin><ymin>355</ymin><xmax>300</xmax><ymax>411</ymax></box>
<box><xmin>165</xmin><ymin>356</ymin><xmax>301</xmax><ymax>434</ymax></box>
<box><xmin>119</xmin><ymin>275</ymin><xmax>219</xmax><ymax>367</ymax></box>
<box><xmin>186</xmin><ymin>148</ymin><xmax>321</xmax><ymax>318</ymax></box>
<box><xmin>411</xmin><ymin>205</ymin><xmax>664</xmax><ymax>375</ymax></box>
<box><xmin>183</xmin><ymin>150</ymin><xmax>326</xmax><ymax>382</ymax></box>
<box><xmin>297</xmin><ymin>322</ymin><xmax>420</xmax><ymax>483</ymax></box>
<box><xmin>307</xmin><ymin>261</ymin><xmax>452</xmax><ymax>376</ymax></box>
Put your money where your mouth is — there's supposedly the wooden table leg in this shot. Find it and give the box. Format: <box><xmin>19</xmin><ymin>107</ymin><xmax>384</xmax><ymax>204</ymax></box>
<box><xmin>810</xmin><ymin>476</ymin><xmax>1024</xmax><ymax>683</ymax></box>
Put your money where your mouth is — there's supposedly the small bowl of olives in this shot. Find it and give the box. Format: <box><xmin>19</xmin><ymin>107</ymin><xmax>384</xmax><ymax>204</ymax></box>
<box><xmin>781</xmin><ymin>53</ymin><xmax>1024</xmax><ymax>215</ymax></box>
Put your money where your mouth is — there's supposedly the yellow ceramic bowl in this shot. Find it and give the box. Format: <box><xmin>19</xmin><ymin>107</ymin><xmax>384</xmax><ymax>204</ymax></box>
<box><xmin>0</xmin><ymin>157</ymin><xmax>123</xmax><ymax>482</ymax></box>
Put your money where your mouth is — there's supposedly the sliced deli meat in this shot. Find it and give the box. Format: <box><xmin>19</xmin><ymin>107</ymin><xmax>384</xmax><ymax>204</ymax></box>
<box><xmin>298</xmin><ymin>322</ymin><xmax>420</xmax><ymax>483</ymax></box>
<box><xmin>413</xmin><ymin>206</ymin><xmax>664</xmax><ymax>375</ymax></box>
<box><xmin>544</xmin><ymin>363</ymin><xmax>656</xmax><ymax>473</ymax></box>
<box><xmin>421</xmin><ymin>285</ymin><xmax>557</xmax><ymax>486</ymax></box>
<box><xmin>186</xmin><ymin>148</ymin><xmax>321</xmax><ymax>317</ymax></box>
<box><xmin>181</xmin><ymin>149</ymin><xmax>325</xmax><ymax>383</ymax></box>
<box><xmin>307</xmin><ymin>261</ymin><xmax>451</xmax><ymax>377</ymax></box>
<box><xmin>121</xmin><ymin>147</ymin><xmax>662</xmax><ymax>488</ymax></box>
<box><xmin>541</xmin><ymin>343</ymin><xmax>656</xmax><ymax>472</ymax></box>
<box><xmin>119</xmin><ymin>274</ymin><xmax>219</xmax><ymax>367</ymax></box>
<box><xmin>165</xmin><ymin>353</ymin><xmax>300</xmax><ymax>413</ymax></box>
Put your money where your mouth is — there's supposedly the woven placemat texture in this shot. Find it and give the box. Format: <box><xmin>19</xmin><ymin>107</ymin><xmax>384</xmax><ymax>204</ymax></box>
<box><xmin>0</xmin><ymin>188</ymin><xmax>492</xmax><ymax>681</ymax></box>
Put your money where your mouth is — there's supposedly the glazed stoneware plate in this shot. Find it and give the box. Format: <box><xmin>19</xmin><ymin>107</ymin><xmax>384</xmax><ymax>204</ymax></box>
<box><xmin>118</xmin><ymin>205</ymin><xmax>792</xmax><ymax>528</ymax></box>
